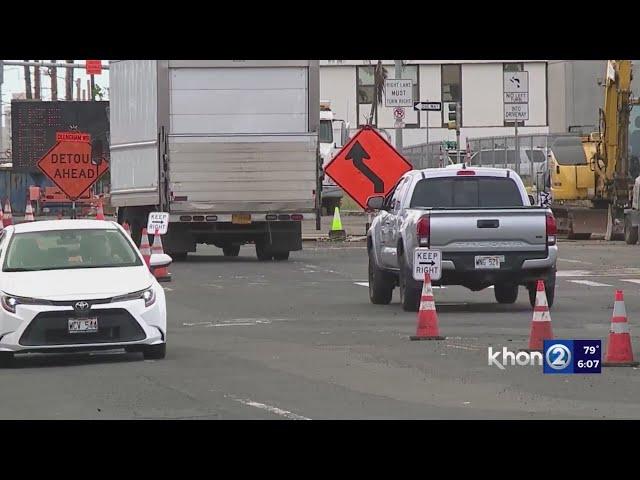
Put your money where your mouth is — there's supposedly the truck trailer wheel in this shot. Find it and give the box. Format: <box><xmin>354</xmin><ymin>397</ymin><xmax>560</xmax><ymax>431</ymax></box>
<box><xmin>494</xmin><ymin>284</ymin><xmax>519</xmax><ymax>304</ymax></box>
<box><xmin>255</xmin><ymin>242</ymin><xmax>273</xmax><ymax>261</ymax></box>
<box><xmin>624</xmin><ymin>216</ymin><xmax>639</xmax><ymax>245</ymax></box>
<box><xmin>368</xmin><ymin>253</ymin><xmax>393</xmax><ymax>305</ymax></box>
<box><xmin>223</xmin><ymin>245</ymin><xmax>241</xmax><ymax>257</ymax></box>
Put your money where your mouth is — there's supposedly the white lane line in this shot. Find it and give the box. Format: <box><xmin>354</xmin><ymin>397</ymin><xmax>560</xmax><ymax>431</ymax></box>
<box><xmin>569</xmin><ymin>280</ymin><xmax>613</xmax><ymax>287</ymax></box>
<box><xmin>354</xmin><ymin>282</ymin><xmax>369</xmax><ymax>287</ymax></box>
<box><xmin>557</xmin><ymin>270</ymin><xmax>593</xmax><ymax>277</ymax></box>
<box><xmin>163</xmin><ymin>287</ymin><xmax>174</xmax><ymax>292</ymax></box>
<box><xmin>559</xmin><ymin>258</ymin><xmax>593</xmax><ymax>265</ymax></box>
<box><xmin>621</xmin><ymin>279</ymin><xmax>640</xmax><ymax>285</ymax></box>
<box><xmin>230</xmin><ymin>397</ymin><xmax>311</xmax><ymax>420</ymax></box>
<box><xmin>446</xmin><ymin>344</ymin><xmax>482</xmax><ymax>351</ymax></box>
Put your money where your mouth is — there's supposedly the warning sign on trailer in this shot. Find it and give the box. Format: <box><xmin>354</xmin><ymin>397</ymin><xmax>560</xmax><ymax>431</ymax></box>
<box><xmin>147</xmin><ymin>212</ymin><xmax>170</xmax><ymax>235</ymax></box>
<box><xmin>413</xmin><ymin>248</ymin><xmax>442</xmax><ymax>281</ymax></box>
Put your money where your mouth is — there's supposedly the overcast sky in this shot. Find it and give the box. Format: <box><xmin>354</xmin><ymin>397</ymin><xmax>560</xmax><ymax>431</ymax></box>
<box><xmin>1</xmin><ymin>60</ymin><xmax>110</xmax><ymax>128</ymax></box>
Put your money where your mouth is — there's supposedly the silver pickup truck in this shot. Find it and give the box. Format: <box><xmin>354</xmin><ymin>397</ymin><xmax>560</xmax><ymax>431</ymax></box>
<box><xmin>366</xmin><ymin>165</ymin><xmax>558</xmax><ymax>311</ymax></box>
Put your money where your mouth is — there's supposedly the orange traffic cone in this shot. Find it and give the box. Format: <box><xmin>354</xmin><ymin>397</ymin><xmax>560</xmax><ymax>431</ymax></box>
<box><xmin>151</xmin><ymin>232</ymin><xmax>172</xmax><ymax>282</ymax></box>
<box><xmin>523</xmin><ymin>280</ymin><xmax>554</xmax><ymax>352</ymax></box>
<box><xmin>96</xmin><ymin>198</ymin><xmax>105</xmax><ymax>220</ymax></box>
<box><xmin>410</xmin><ymin>273</ymin><xmax>445</xmax><ymax>341</ymax></box>
<box><xmin>24</xmin><ymin>202</ymin><xmax>35</xmax><ymax>222</ymax></box>
<box><xmin>139</xmin><ymin>228</ymin><xmax>151</xmax><ymax>269</ymax></box>
<box><xmin>3</xmin><ymin>200</ymin><xmax>12</xmax><ymax>227</ymax></box>
<box><xmin>604</xmin><ymin>290</ymin><xmax>639</xmax><ymax>367</ymax></box>
<box><xmin>123</xmin><ymin>221</ymin><xmax>132</xmax><ymax>237</ymax></box>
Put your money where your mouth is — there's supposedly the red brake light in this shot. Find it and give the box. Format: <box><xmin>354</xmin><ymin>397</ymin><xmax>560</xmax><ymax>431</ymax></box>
<box><xmin>546</xmin><ymin>213</ymin><xmax>557</xmax><ymax>245</ymax></box>
<box><xmin>457</xmin><ymin>170</ymin><xmax>475</xmax><ymax>176</ymax></box>
<box><xmin>417</xmin><ymin>216</ymin><xmax>430</xmax><ymax>247</ymax></box>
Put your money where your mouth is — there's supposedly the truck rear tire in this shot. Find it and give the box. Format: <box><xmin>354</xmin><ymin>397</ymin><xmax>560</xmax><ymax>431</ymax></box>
<box><xmin>398</xmin><ymin>252</ymin><xmax>420</xmax><ymax>312</ymax></box>
<box><xmin>494</xmin><ymin>284</ymin><xmax>519</xmax><ymax>304</ymax></box>
<box><xmin>256</xmin><ymin>242</ymin><xmax>273</xmax><ymax>261</ymax></box>
<box><xmin>624</xmin><ymin>216</ymin><xmax>638</xmax><ymax>245</ymax></box>
<box><xmin>273</xmin><ymin>251</ymin><xmax>290</xmax><ymax>261</ymax></box>
<box><xmin>223</xmin><ymin>245</ymin><xmax>241</xmax><ymax>257</ymax></box>
<box><xmin>368</xmin><ymin>253</ymin><xmax>393</xmax><ymax>305</ymax></box>
<box><xmin>528</xmin><ymin>269</ymin><xmax>556</xmax><ymax>309</ymax></box>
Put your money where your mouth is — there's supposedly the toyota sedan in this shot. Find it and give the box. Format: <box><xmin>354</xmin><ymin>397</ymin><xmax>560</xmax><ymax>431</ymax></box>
<box><xmin>0</xmin><ymin>220</ymin><xmax>170</xmax><ymax>366</ymax></box>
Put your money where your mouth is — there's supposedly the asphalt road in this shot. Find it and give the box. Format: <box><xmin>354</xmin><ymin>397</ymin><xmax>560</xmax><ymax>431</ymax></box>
<box><xmin>4</xmin><ymin>237</ymin><xmax>640</xmax><ymax>419</ymax></box>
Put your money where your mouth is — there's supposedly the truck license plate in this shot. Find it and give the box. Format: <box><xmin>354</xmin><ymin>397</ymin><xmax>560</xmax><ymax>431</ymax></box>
<box><xmin>413</xmin><ymin>248</ymin><xmax>442</xmax><ymax>281</ymax></box>
<box><xmin>474</xmin><ymin>255</ymin><xmax>503</xmax><ymax>269</ymax></box>
<box><xmin>232</xmin><ymin>214</ymin><xmax>252</xmax><ymax>225</ymax></box>
<box><xmin>68</xmin><ymin>318</ymin><xmax>98</xmax><ymax>333</ymax></box>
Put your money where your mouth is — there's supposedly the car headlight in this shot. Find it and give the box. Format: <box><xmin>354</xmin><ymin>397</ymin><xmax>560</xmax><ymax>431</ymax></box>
<box><xmin>0</xmin><ymin>294</ymin><xmax>53</xmax><ymax>314</ymax></box>
<box><xmin>112</xmin><ymin>287</ymin><xmax>156</xmax><ymax>307</ymax></box>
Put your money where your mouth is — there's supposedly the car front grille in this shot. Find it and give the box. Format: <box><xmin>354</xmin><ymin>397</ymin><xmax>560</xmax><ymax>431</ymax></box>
<box><xmin>19</xmin><ymin>308</ymin><xmax>146</xmax><ymax>346</ymax></box>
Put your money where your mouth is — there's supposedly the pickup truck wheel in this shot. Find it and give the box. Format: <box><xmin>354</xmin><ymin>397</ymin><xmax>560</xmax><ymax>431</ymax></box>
<box><xmin>223</xmin><ymin>245</ymin><xmax>241</xmax><ymax>257</ymax></box>
<box><xmin>528</xmin><ymin>272</ymin><xmax>556</xmax><ymax>309</ymax></box>
<box><xmin>494</xmin><ymin>284</ymin><xmax>519</xmax><ymax>304</ymax></box>
<box><xmin>368</xmin><ymin>253</ymin><xmax>393</xmax><ymax>305</ymax></box>
<box><xmin>624</xmin><ymin>216</ymin><xmax>638</xmax><ymax>245</ymax></box>
<box><xmin>399</xmin><ymin>253</ymin><xmax>420</xmax><ymax>312</ymax></box>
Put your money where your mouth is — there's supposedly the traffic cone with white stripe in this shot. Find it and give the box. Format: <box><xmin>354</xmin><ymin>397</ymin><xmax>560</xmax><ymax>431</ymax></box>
<box><xmin>328</xmin><ymin>206</ymin><xmax>346</xmax><ymax>241</ymax></box>
<box><xmin>151</xmin><ymin>231</ymin><xmax>172</xmax><ymax>282</ymax></box>
<box><xmin>139</xmin><ymin>228</ymin><xmax>151</xmax><ymax>269</ymax></box>
<box><xmin>410</xmin><ymin>273</ymin><xmax>445</xmax><ymax>341</ymax></box>
<box><xmin>95</xmin><ymin>198</ymin><xmax>105</xmax><ymax>220</ymax></box>
<box><xmin>604</xmin><ymin>290</ymin><xmax>639</xmax><ymax>367</ymax></box>
<box><xmin>523</xmin><ymin>280</ymin><xmax>554</xmax><ymax>352</ymax></box>
<box><xmin>3</xmin><ymin>200</ymin><xmax>12</xmax><ymax>227</ymax></box>
<box><xmin>24</xmin><ymin>202</ymin><xmax>35</xmax><ymax>222</ymax></box>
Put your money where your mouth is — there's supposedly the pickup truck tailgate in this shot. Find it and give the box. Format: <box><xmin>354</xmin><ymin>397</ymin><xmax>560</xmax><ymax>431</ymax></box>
<box><xmin>428</xmin><ymin>209</ymin><xmax>547</xmax><ymax>252</ymax></box>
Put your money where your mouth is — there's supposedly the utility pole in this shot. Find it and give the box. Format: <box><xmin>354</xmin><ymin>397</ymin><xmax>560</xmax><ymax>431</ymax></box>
<box><xmin>395</xmin><ymin>59</ymin><xmax>403</xmax><ymax>152</ymax></box>
<box><xmin>456</xmin><ymin>102</ymin><xmax>461</xmax><ymax>164</ymax></box>
<box><xmin>50</xmin><ymin>60</ymin><xmax>57</xmax><ymax>101</ymax></box>
<box><xmin>75</xmin><ymin>78</ymin><xmax>81</xmax><ymax>101</ymax></box>
<box><xmin>23</xmin><ymin>60</ymin><xmax>32</xmax><ymax>99</ymax></box>
<box><xmin>34</xmin><ymin>60</ymin><xmax>41</xmax><ymax>100</ymax></box>
<box><xmin>90</xmin><ymin>74</ymin><xmax>95</xmax><ymax>100</ymax></box>
<box><xmin>65</xmin><ymin>60</ymin><xmax>73</xmax><ymax>100</ymax></box>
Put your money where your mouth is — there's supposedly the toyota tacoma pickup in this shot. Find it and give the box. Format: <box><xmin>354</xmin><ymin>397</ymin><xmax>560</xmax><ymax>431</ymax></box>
<box><xmin>366</xmin><ymin>164</ymin><xmax>558</xmax><ymax>311</ymax></box>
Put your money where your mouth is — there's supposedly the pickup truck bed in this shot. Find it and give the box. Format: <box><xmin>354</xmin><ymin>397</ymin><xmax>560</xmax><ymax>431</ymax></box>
<box><xmin>367</xmin><ymin>165</ymin><xmax>558</xmax><ymax>311</ymax></box>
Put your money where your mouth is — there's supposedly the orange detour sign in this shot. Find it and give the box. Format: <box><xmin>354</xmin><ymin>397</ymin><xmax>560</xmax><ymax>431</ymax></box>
<box><xmin>37</xmin><ymin>133</ymin><xmax>109</xmax><ymax>201</ymax></box>
<box><xmin>324</xmin><ymin>126</ymin><xmax>413</xmax><ymax>209</ymax></box>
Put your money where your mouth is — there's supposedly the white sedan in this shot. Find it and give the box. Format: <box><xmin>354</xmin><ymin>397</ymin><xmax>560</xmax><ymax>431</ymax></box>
<box><xmin>0</xmin><ymin>220</ymin><xmax>170</xmax><ymax>366</ymax></box>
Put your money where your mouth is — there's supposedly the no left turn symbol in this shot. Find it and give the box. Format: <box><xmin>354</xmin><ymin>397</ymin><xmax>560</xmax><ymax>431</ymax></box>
<box><xmin>393</xmin><ymin>107</ymin><xmax>405</xmax><ymax>120</ymax></box>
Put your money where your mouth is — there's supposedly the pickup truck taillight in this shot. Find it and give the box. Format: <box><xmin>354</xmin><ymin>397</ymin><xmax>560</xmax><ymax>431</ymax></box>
<box><xmin>417</xmin><ymin>215</ymin><xmax>430</xmax><ymax>247</ymax></box>
<box><xmin>546</xmin><ymin>213</ymin><xmax>557</xmax><ymax>246</ymax></box>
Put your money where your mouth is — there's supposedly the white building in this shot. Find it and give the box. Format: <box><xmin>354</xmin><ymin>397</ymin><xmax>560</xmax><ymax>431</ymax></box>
<box><xmin>319</xmin><ymin>60</ymin><xmax>549</xmax><ymax>147</ymax></box>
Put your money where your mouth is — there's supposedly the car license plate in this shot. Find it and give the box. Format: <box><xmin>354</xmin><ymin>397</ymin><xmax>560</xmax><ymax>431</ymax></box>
<box><xmin>474</xmin><ymin>255</ymin><xmax>504</xmax><ymax>269</ymax></box>
<box><xmin>68</xmin><ymin>318</ymin><xmax>98</xmax><ymax>333</ymax></box>
<box><xmin>413</xmin><ymin>248</ymin><xmax>442</xmax><ymax>281</ymax></box>
<box><xmin>232</xmin><ymin>214</ymin><xmax>252</xmax><ymax>225</ymax></box>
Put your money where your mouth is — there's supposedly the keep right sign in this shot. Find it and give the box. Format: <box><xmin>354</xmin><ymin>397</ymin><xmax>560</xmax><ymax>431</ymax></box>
<box><xmin>413</xmin><ymin>248</ymin><xmax>442</xmax><ymax>281</ymax></box>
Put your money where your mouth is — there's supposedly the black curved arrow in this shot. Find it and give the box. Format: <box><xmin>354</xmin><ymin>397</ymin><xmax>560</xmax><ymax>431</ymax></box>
<box><xmin>346</xmin><ymin>141</ymin><xmax>384</xmax><ymax>193</ymax></box>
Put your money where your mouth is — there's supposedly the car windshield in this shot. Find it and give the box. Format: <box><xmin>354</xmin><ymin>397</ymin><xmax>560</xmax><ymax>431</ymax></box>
<box><xmin>319</xmin><ymin>120</ymin><xmax>333</xmax><ymax>144</ymax></box>
<box><xmin>410</xmin><ymin>176</ymin><xmax>524</xmax><ymax>208</ymax></box>
<box><xmin>3</xmin><ymin>229</ymin><xmax>143</xmax><ymax>272</ymax></box>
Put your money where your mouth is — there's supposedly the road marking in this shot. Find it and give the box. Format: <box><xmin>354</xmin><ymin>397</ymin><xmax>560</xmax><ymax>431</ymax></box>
<box><xmin>557</xmin><ymin>270</ymin><xmax>593</xmax><ymax>277</ymax></box>
<box><xmin>559</xmin><ymin>258</ymin><xmax>593</xmax><ymax>265</ymax></box>
<box><xmin>230</xmin><ymin>397</ymin><xmax>311</xmax><ymax>420</ymax></box>
<box><xmin>568</xmin><ymin>280</ymin><xmax>613</xmax><ymax>287</ymax></box>
<box><xmin>621</xmin><ymin>279</ymin><xmax>640</xmax><ymax>285</ymax></box>
<box><xmin>163</xmin><ymin>287</ymin><xmax>174</xmax><ymax>292</ymax></box>
<box><xmin>354</xmin><ymin>282</ymin><xmax>369</xmax><ymax>287</ymax></box>
<box><xmin>445</xmin><ymin>344</ymin><xmax>482</xmax><ymax>351</ymax></box>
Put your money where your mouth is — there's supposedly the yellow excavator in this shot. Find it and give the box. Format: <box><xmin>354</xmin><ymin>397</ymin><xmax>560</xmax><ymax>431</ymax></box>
<box><xmin>543</xmin><ymin>60</ymin><xmax>639</xmax><ymax>240</ymax></box>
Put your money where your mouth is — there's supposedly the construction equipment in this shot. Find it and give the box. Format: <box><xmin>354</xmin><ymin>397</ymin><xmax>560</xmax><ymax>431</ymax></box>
<box><xmin>542</xmin><ymin>60</ymin><xmax>639</xmax><ymax>240</ymax></box>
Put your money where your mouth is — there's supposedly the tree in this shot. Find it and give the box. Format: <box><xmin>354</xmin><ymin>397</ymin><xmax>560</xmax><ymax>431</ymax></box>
<box><xmin>367</xmin><ymin>60</ymin><xmax>388</xmax><ymax>126</ymax></box>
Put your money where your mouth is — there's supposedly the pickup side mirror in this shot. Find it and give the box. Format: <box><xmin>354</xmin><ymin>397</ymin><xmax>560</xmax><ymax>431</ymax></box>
<box><xmin>528</xmin><ymin>194</ymin><xmax>536</xmax><ymax>206</ymax></box>
<box><xmin>366</xmin><ymin>195</ymin><xmax>385</xmax><ymax>211</ymax></box>
<box><xmin>150</xmin><ymin>253</ymin><xmax>173</xmax><ymax>268</ymax></box>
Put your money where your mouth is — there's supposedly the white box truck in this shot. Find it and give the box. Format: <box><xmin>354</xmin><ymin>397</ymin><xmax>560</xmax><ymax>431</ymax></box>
<box><xmin>109</xmin><ymin>60</ymin><xmax>321</xmax><ymax>261</ymax></box>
